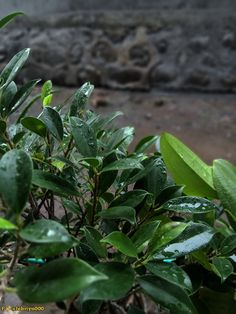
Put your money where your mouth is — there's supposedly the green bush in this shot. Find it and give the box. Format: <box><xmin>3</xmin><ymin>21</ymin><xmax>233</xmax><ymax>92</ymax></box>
<box><xmin>0</xmin><ymin>12</ymin><xmax>235</xmax><ymax>314</ymax></box>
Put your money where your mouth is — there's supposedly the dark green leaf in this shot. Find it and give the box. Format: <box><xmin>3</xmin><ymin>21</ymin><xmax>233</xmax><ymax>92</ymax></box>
<box><xmin>161</xmin><ymin>196</ymin><xmax>218</xmax><ymax>214</ymax></box>
<box><xmin>128</xmin><ymin>306</ymin><xmax>145</xmax><ymax>314</ymax></box>
<box><xmin>131</xmin><ymin>221</ymin><xmax>161</xmax><ymax>251</ymax></box>
<box><xmin>0</xmin><ymin>150</ymin><xmax>32</xmax><ymax>214</ymax></box>
<box><xmin>212</xmin><ymin>257</ymin><xmax>233</xmax><ymax>282</ymax></box>
<box><xmin>41</xmin><ymin>107</ymin><xmax>63</xmax><ymax>141</ymax></box>
<box><xmin>98</xmin><ymin>206</ymin><xmax>136</xmax><ymax>224</ymax></box>
<box><xmin>62</xmin><ymin>199</ymin><xmax>81</xmax><ymax>215</ymax></box>
<box><xmin>70</xmin><ymin>82</ymin><xmax>94</xmax><ymax>116</ymax></box>
<box><xmin>0</xmin><ymin>120</ymin><xmax>6</xmax><ymax>135</ymax></box>
<box><xmin>70</xmin><ymin>117</ymin><xmax>97</xmax><ymax>157</ymax></box>
<box><xmin>28</xmin><ymin>241</ymin><xmax>77</xmax><ymax>258</ymax></box>
<box><xmin>0</xmin><ymin>48</ymin><xmax>30</xmax><ymax>89</ymax></box>
<box><xmin>102</xmin><ymin>158</ymin><xmax>143</xmax><ymax>172</ymax></box>
<box><xmin>220</xmin><ymin>234</ymin><xmax>236</xmax><ymax>255</ymax></box>
<box><xmin>110</xmin><ymin>190</ymin><xmax>148</xmax><ymax>208</ymax></box>
<box><xmin>0</xmin><ymin>81</ymin><xmax>17</xmax><ymax>115</ymax></box>
<box><xmin>213</xmin><ymin>159</ymin><xmax>236</xmax><ymax>218</ymax></box>
<box><xmin>20</xmin><ymin>219</ymin><xmax>73</xmax><ymax>244</ymax></box>
<box><xmin>146</xmin><ymin>262</ymin><xmax>192</xmax><ymax>292</ymax></box>
<box><xmin>138</xmin><ymin>275</ymin><xmax>197</xmax><ymax>314</ymax></box>
<box><xmin>32</xmin><ymin>170</ymin><xmax>80</xmax><ymax>196</ymax></box>
<box><xmin>101</xmin><ymin>231</ymin><xmax>137</xmax><ymax>258</ymax></box>
<box><xmin>0</xmin><ymin>12</ymin><xmax>24</xmax><ymax>29</ymax></box>
<box><xmin>14</xmin><ymin>258</ymin><xmax>107</xmax><ymax>303</ymax></box>
<box><xmin>152</xmin><ymin>222</ymin><xmax>215</xmax><ymax>260</ymax></box>
<box><xmin>83</xmin><ymin>226</ymin><xmax>107</xmax><ymax>258</ymax></box>
<box><xmin>80</xmin><ymin>262</ymin><xmax>135</xmax><ymax>301</ymax></box>
<box><xmin>135</xmin><ymin>135</ymin><xmax>159</xmax><ymax>153</ymax></box>
<box><xmin>160</xmin><ymin>133</ymin><xmax>216</xmax><ymax>198</ymax></box>
<box><xmin>97</xmin><ymin>152</ymin><xmax>117</xmax><ymax>195</ymax></box>
<box><xmin>21</xmin><ymin>117</ymin><xmax>47</xmax><ymax>137</ymax></box>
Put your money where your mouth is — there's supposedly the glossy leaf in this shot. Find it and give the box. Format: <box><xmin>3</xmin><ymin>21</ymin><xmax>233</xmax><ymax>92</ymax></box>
<box><xmin>0</xmin><ymin>81</ymin><xmax>17</xmax><ymax>115</ymax></box>
<box><xmin>101</xmin><ymin>231</ymin><xmax>137</xmax><ymax>258</ymax></box>
<box><xmin>161</xmin><ymin>196</ymin><xmax>218</xmax><ymax>214</ymax></box>
<box><xmin>70</xmin><ymin>117</ymin><xmax>97</xmax><ymax>157</ymax></box>
<box><xmin>212</xmin><ymin>257</ymin><xmax>234</xmax><ymax>282</ymax></box>
<box><xmin>135</xmin><ymin>135</ymin><xmax>159</xmax><ymax>153</ymax></box>
<box><xmin>80</xmin><ymin>262</ymin><xmax>135</xmax><ymax>301</ymax></box>
<box><xmin>0</xmin><ymin>150</ymin><xmax>32</xmax><ymax>214</ymax></box>
<box><xmin>146</xmin><ymin>262</ymin><xmax>192</xmax><ymax>292</ymax></box>
<box><xmin>110</xmin><ymin>190</ymin><xmax>148</xmax><ymax>208</ymax></box>
<box><xmin>147</xmin><ymin>222</ymin><xmax>188</xmax><ymax>256</ymax></box>
<box><xmin>213</xmin><ymin>159</ymin><xmax>236</xmax><ymax>217</ymax></box>
<box><xmin>138</xmin><ymin>275</ymin><xmax>197</xmax><ymax>314</ymax></box>
<box><xmin>152</xmin><ymin>222</ymin><xmax>215</xmax><ymax>260</ymax></box>
<box><xmin>70</xmin><ymin>82</ymin><xmax>94</xmax><ymax>116</ymax></box>
<box><xmin>28</xmin><ymin>241</ymin><xmax>77</xmax><ymax>258</ymax></box>
<box><xmin>83</xmin><ymin>226</ymin><xmax>107</xmax><ymax>258</ymax></box>
<box><xmin>0</xmin><ymin>48</ymin><xmax>30</xmax><ymax>89</ymax></box>
<box><xmin>0</xmin><ymin>12</ymin><xmax>24</xmax><ymax>29</ymax></box>
<box><xmin>160</xmin><ymin>133</ymin><xmax>216</xmax><ymax>198</ymax></box>
<box><xmin>131</xmin><ymin>221</ymin><xmax>161</xmax><ymax>251</ymax></box>
<box><xmin>220</xmin><ymin>234</ymin><xmax>236</xmax><ymax>255</ymax></box>
<box><xmin>21</xmin><ymin>117</ymin><xmax>47</xmax><ymax>137</ymax></box>
<box><xmin>14</xmin><ymin>258</ymin><xmax>107</xmax><ymax>303</ymax></box>
<box><xmin>41</xmin><ymin>107</ymin><xmax>63</xmax><ymax>141</ymax></box>
<box><xmin>98</xmin><ymin>206</ymin><xmax>136</xmax><ymax>224</ymax></box>
<box><xmin>32</xmin><ymin>170</ymin><xmax>80</xmax><ymax>196</ymax></box>
<box><xmin>0</xmin><ymin>217</ymin><xmax>17</xmax><ymax>230</ymax></box>
<box><xmin>20</xmin><ymin>219</ymin><xmax>73</xmax><ymax>244</ymax></box>
<box><xmin>102</xmin><ymin>158</ymin><xmax>143</xmax><ymax>172</ymax></box>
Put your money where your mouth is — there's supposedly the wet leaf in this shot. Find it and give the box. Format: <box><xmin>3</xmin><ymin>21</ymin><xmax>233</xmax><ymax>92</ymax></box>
<box><xmin>98</xmin><ymin>206</ymin><xmax>136</xmax><ymax>224</ymax></box>
<box><xmin>70</xmin><ymin>82</ymin><xmax>94</xmax><ymax>115</ymax></box>
<box><xmin>220</xmin><ymin>234</ymin><xmax>236</xmax><ymax>255</ymax></box>
<box><xmin>110</xmin><ymin>190</ymin><xmax>148</xmax><ymax>208</ymax></box>
<box><xmin>0</xmin><ymin>150</ymin><xmax>32</xmax><ymax>214</ymax></box>
<box><xmin>102</xmin><ymin>158</ymin><xmax>143</xmax><ymax>172</ymax></box>
<box><xmin>41</xmin><ymin>107</ymin><xmax>63</xmax><ymax>141</ymax></box>
<box><xmin>131</xmin><ymin>221</ymin><xmax>161</xmax><ymax>251</ymax></box>
<box><xmin>14</xmin><ymin>258</ymin><xmax>107</xmax><ymax>303</ymax></box>
<box><xmin>212</xmin><ymin>257</ymin><xmax>233</xmax><ymax>282</ymax></box>
<box><xmin>21</xmin><ymin>117</ymin><xmax>47</xmax><ymax>137</ymax></box>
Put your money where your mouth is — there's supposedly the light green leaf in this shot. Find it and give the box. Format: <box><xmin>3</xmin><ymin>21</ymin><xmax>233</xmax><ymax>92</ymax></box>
<box><xmin>14</xmin><ymin>258</ymin><xmax>107</xmax><ymax>303</ymax></box>
<box><xmin>101</xmin><ymin>231</ymin><xmax>137</xmax><ymax>258</ymax></box>
<box><xmin>21</xmin><ymin>117</ymin><xmax>47</xmax><ymax>137</ymax></box>
<box><xmin>138</xmin><ymin>275</ymin><xmax>197</xmax><ymax>314</ymax></box>
<box><xmin>32</xmin><ymin>170</ymin><xmax>80</xmax><ymax>196</ymax></box>
<box><xmin>70</xmin><ymin>117</ymin><xmax>97</xmax><ymax>157</ymax></box>
<box><xmin>98</xmin><ymin>206</ymin><xmax>136</xmax><ymax>224</ymax></box>
<box><xmin>213</xmin><ymin>159</ymin><xmax>236</xmax><ymax>218</ymax></box>
<box><xmin>160</xmin><ymin>133</ymin><xmax>216</xmax><ymax>198</ymax></box>
<box><xmin>0</xmin><ymin>217</ymin><xmax>17</xmax><ymax>230</ymax></box>
<box><xmin>80</xmin><ymin>262</ymin><xmax>135</xmax><ymax>302</ymax></box>
<box><xmin>0</xmin><ymin>150</ymin><xmax>32</xmax><ymax>214</ymax></box>
<box><xmin>41</xmin><ymin>107</ymin><xmax>63</xmax><ymax>141</ymax></box>
<box><xmin>43</xmin><ymin>94</ymin><xmax>53</xmax><ymax>107</ymax></box>
<box><xmin>212</xmin><ymin>257</ymin><xmax>233</xmax><ymax>283</ymax></box>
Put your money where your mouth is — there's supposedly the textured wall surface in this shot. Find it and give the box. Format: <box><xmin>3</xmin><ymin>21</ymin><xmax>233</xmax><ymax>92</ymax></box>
<box><xmin>1</xmin><ymin>1</ymin><xmax>236</xmax><ymax>91</ymax></box>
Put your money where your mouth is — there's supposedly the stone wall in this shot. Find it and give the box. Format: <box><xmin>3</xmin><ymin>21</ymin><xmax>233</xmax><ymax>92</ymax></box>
<box><xmin>1</xmin><ymin>1</ymin><xmax>236</xmax><ymax>91</ymax></box>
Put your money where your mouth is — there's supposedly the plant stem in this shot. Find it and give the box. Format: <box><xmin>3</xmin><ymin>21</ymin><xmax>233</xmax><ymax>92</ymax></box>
<box><xmin>91</xmin><ymin>172</ymin><xmax>99</xmax><ymax>225</ymax></box>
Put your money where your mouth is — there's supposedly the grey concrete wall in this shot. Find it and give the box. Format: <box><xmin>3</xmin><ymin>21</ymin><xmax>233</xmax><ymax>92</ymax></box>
<box><xmin>1</xmin><ymin>1</ymin><xmax>236</xmax><ymax>92</ymax></box>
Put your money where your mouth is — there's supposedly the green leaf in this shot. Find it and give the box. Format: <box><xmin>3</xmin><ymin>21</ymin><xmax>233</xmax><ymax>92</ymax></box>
<box><xmin>0</xmin><ymin>120</ymin><xmax>6</xmax><ymax>135</ymax></box>
<box><xmin>28</xmin><ymin>241</ymin><xmax>77</xmax><ymax>258</ymax></box>
<box><xmin>41</xmin><ymin>107</ymin><xmax>63</xmax><ymax>141</ymax></box>
<box><xmin>70</xmin><ymin>82</ymin><xmax>94</xmax><ymax>116</ymax></box>
<box><xmin>220</xmin><ymin>234</ymin><xmax>236</xmax><ymax>255</ymax></box>
<box><xmin>98</xmin><ymin>206</ymin><xmax>136</xmax><ymax>225</ymax></box>
<box><xmin>0</xmin><ymin>12</ymin><xmax>24</xmax><ymax>29</ymax></box>
<box><xmin>0</xmin><ymin>81</ymin><xmax>17</xmax><ymax>115</ymax></box>
<box><xmin>110</xmin><ymin>190</ymin><xmax>148</xmax><ymax>208</ymax></box>
<box><xmin>213</xmin><ymin>159</ymin><xmax>236</xmax><ymax>217</ymax></box>
<box><xmin>62</xmin><ymin>199</ymin><xmax>81</xmax><ymax>215</ymax></box>
<box><xmin>212</xmin><ymin>257</ymin><xmax>234</xmax><ymax>282</ymax></box>
<box><xmin>83</xmin><ymin>226</ymin><xmax>107</xmax><ymax>258</ymax></box>
<box><xmin>0</xmin><ymin>217</ymin><xmax>17</xmax><ymax>230</ymax></box>
<box><xmin>0</xmin><ymin>150</ymin><xmax>32</xmax><ymax>214</ymax></box>
<box><xmin>102</xmin><ymin>158</ymin><xmax>143</xmax><ymax>172</ymax></box>
<box><xmin>160</xmin><ymin>133</ymin><xmax>216</xmax><ymax>198</ymax></box>
<box><xmin>19</xmin><ymin>219</ymin><xmax>73</xmax><ymax>244</ymax></box>
<box><xmin>79</xmin><ymin>157</ymin><xmax>102</xmax><ymax>168</ymax></box>
<box><xmin>0</xmin><ymin>49</ymin><xmax>30</xmax><ymax>90</ymax></box>
<box><xmin>9</xmin><ymin>79</ymin><xmax>40</xmax><ymax>115</ymax></box>
<box><xmin>128</xmin><ymin>306</ymin><xmax>145</xmax><ymax>314</ymax></box>
<box><xmin>135</xmin><ymin>135</ymin><xmax>159</xmax><ymax>153</ymax></box>
<box><xmin>80</xmin><ymin>262</ymin><xmax>135</xmax><ymax>302</ymax></box>
<box><xmin>161</xmin><ymin>196</ymin><xmax>218</xmax><ymax>214</ymax></box>
<box><xmin>70</xmin><ymin>117</ymin><xmax>97</xmax><ymax>157</ymax></box>
<box><xmin>41</xmin><ymin>80</ymin><xmax>53</xmax><ymax>102</ymax></box>
<box><xmin>21</xmin><ymin>117</ymin><xmax>47</xmax><ymax>137</ymax></box>
<box><xmin>14</xmin><ymin>258</ymin><xmax>107</xmax><ymax>303</ymax></box>
<box><xmin>101</xmin><ymin>231</ymin><xmax>137</xmax><ymax>258</ymax></box>
<box><xmin>152</xmin><ymin>222</ymin><xmax>215</xmax><ymax>260</ymax></box>
<box><xmin>138</xmin><ymin>275</ymin><xmax>197</xmax><ymax>314</ymax></box>
<box><xmin>32</xmin><ymin>170</ymin><xmax>80</xmax><ymax>196</ymax></box>
<box><xmin>105</xmin><ymin>127</ymin><xmax>134</xmax><ymax>151</ymax></box>
<box><xmin>146</xmin><ymin>262</ymin><xmax>192</xmax><ymax>292</ymax></box>
<box><xmin>43</xmin><ymin>94</ymin><xmax>53</xmax><ymax>107</ymax></box>
<box><xmin>131</xmin><ymin>221</ymin><xmax>161</xmax><ymax>251</ymax></box>
<box><xmin>147</xmin><ymin>222</ymin><xmax>188</xmax><ymax>256</ymax></box>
